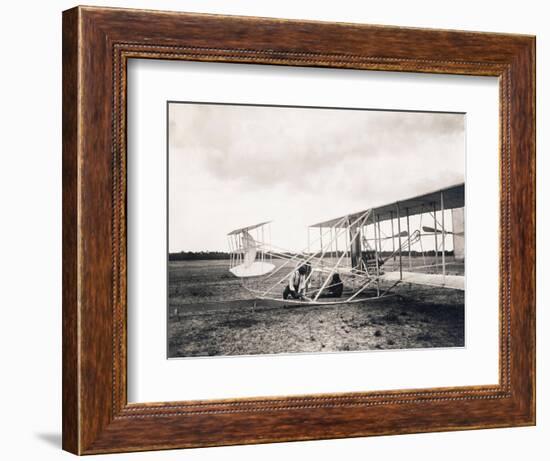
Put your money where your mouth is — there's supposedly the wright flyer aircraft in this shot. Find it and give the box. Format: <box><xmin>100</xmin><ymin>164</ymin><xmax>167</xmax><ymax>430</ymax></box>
<box><xmin>227</xmin><ymin>183</ymin><xmax>465</xmax><ymax>305</ymax></box>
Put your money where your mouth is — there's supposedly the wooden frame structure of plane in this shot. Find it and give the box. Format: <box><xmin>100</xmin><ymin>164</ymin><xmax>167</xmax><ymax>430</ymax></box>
<box><xmin>228</xmin><ymin>183</ymin><xmax>465</xmax><ymax>305</ymax></box>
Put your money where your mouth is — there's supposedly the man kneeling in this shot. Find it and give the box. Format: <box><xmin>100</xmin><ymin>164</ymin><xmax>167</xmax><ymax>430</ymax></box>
<box><xmin>326</xmin><ymin>273</ymin><xmax>343</xmax><ymax>298</ymax></box>
<box><xmin>283</xmin><ymin>265</ymin><xmax>308</xmax><ymax>300</ymax></box>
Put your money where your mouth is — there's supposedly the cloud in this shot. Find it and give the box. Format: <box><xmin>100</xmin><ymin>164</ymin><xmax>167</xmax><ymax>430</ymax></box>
<box><xmin>168</xmin><ymin>103</ymin><xmax>464</xmax><ymax>251</ymax></box>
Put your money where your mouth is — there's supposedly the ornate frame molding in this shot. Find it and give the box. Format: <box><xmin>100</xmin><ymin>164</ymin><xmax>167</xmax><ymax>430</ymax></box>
<box><xmin>63</xmin><ymin>6</ymin><xmax>535</xmax><ymax>454</ymax></box>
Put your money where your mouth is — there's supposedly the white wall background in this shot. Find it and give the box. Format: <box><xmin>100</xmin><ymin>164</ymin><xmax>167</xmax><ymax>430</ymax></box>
<box><xmin>0</xmin><ymin>1</ymin><xmax>545</xmax><ymax>459</ymax></box>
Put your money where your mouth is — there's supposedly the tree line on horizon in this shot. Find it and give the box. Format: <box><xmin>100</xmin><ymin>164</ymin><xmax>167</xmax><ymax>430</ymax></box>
<box><xmin>169</xmin><ymin>251</ymin><xmax>231</xmax><ymax>261</ymax></box>
<box><xmin>169</xmin><ymin>250</ymin><xmax>456</xmax><ymax>261</ymax></box>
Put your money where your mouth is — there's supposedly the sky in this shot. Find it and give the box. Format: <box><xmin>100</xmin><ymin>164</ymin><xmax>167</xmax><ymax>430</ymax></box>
<box><xmin>168</xmin><ymin>102</ymin><xmax>464</xmax><ymax>253</ymax></box>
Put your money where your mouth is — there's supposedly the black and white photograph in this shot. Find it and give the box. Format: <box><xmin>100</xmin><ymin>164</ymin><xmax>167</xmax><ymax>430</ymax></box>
<box><xmin>167</xmin><ymin>102</ymin><xmax>466</xmax><ymax>358</ymax></box>
<box><xmin>2</xmin><ymin>0</ymin><xmax>542</xmax><ymax>458</ymax></box>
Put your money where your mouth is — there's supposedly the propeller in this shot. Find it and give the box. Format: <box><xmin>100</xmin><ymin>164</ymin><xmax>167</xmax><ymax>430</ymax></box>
<box><xmin>422</xmin><ymin>226</ymin><xmax>464</xmax><ymax>236</ymax></box>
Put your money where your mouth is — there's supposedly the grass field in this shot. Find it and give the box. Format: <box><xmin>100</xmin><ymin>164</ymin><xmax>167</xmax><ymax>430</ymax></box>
<box><xmin>168</xmin><ymin>258</ymin><xmax>464</xmax><ymax>358</ymax></box>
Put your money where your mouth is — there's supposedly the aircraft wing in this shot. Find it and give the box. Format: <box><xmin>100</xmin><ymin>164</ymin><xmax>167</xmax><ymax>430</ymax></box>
<box><xmin>227</xmin><ymin>220</ymin><xmax>272</xmax><ymax>236</ymax></box>
<box><xmin>310</xmin><ymin>183</ymin><xmax>464</xmax><ymax>228</ymax></box>
<box><xmin>381</xmin><ymin>271</ymin><xmax>464</xmax><ymax>290</ymax></box>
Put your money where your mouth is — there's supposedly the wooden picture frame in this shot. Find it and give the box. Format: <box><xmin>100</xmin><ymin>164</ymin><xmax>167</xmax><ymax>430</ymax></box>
<box><xmin>62</xmin><ymin>5</ymin><xmax>535</xmax><ymax>455</ymax></box>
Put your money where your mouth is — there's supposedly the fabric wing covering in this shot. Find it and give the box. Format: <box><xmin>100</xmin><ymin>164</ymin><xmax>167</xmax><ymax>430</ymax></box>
<box><xmin>310</xmin><ymin>183</ymin><xmax>464</xmax><ymax>228</ymax></box>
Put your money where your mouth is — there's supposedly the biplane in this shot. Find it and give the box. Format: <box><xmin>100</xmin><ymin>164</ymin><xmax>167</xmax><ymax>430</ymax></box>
<box><xmin>227</xmin><ymin>183</ymin><xmax>465</xmax><ymax>305</ymax></box>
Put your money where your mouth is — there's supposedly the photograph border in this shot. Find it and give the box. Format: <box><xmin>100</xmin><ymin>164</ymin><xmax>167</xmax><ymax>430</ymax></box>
<box><xmin>62</xmin><ymin>6</ymin><xmax>535</xmax><ymax>454</ymax></box>
<box><xmin>165</xmin><ymin>100</ymin><xmax>468</xmax><ymax>360</ymax></box>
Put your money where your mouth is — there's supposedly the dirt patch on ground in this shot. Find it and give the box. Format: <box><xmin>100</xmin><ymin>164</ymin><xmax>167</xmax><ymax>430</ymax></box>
<box><xmin>168</xmin><ymin>260</ymin><xmax>464</xmax><ymax>358</ymax></box>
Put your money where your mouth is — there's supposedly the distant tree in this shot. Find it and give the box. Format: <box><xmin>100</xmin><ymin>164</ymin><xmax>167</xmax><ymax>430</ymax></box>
<box><xmin>168</xmin><ymin>249</ymin><xmax>455</xmax><ymax>261</ymax></box>
<box><xmin>169</xmin><ymin>251</ymin><xmax>231</xmax><ymax>261</ymax></box>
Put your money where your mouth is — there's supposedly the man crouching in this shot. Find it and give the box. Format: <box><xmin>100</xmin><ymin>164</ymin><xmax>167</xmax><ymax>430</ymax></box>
<box><xmin>283</xmin><ymin>264</ymin><xmax>308</xmax><ymax>300</ymax></box>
